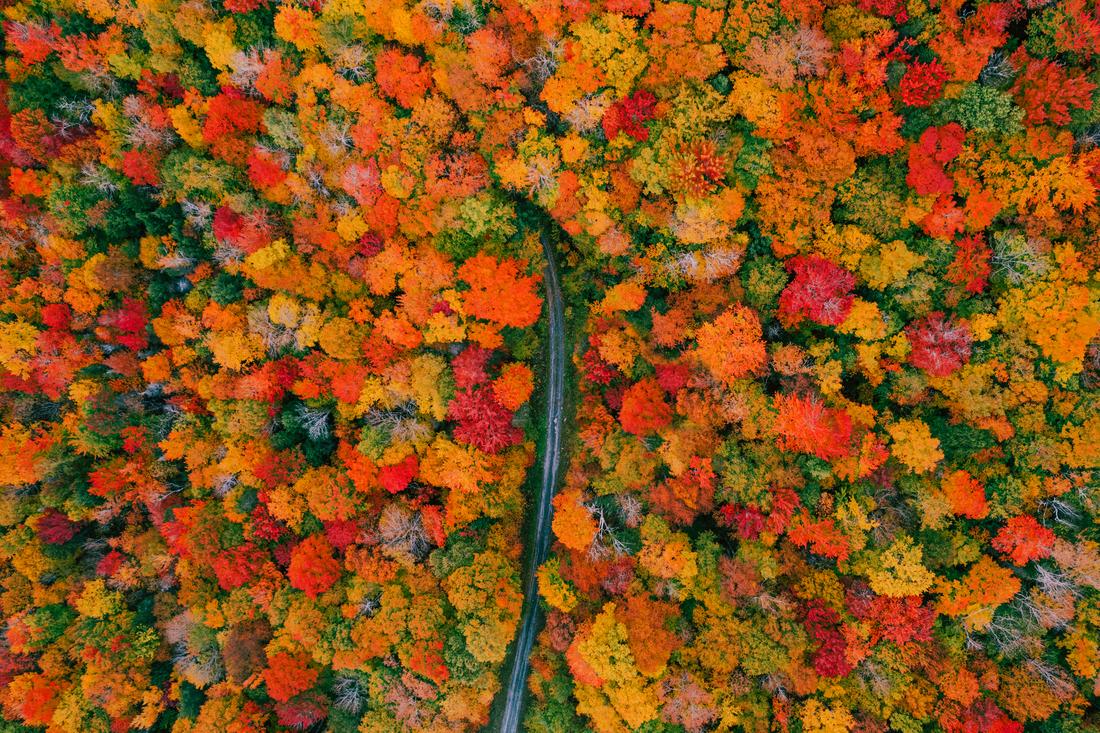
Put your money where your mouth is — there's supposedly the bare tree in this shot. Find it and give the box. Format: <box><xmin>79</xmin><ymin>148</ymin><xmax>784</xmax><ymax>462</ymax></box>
<box><xmin>318</xmin><ymin>119</ymin><xmax>355</xmax><ymax>158</ymax></box>
<box><xmin>982</xmin><ymin>606</ymin><xmax>1044</xmax><ymax>658</ymax></box>
<box><xmin>334</xmin><ymin>44</ymin><xmax>372</xmax><ymax>81</ymax></box>
<box><xmin>1038</xmin><ymin>496</ymin><xmax>1082</xmax><ymax>528</ymax></box>
<box><xmin>857</xmin><ymin>660</ymin><xmax>893</xmax><ymax>698</ymax></box>
<box><xmin>378</xmin><ymin>504</ymin><xmax>430</xmax><ymax>561</ymax></box>
<box><xmin>564</xmin><ymin>92</ymin><xmax>611</xmax><ymax>133</ymax></box>
<box><xmin>418</xmin><ymin>0</ymin><xmax>481</xmax><ymax>33</ymax></box>
<box><xmin>991</xmin><ymin>230</ymin><xmax>1051</xmax><ymax>284</ymax></box>
<box><xmin>227</xmin><ymin>47</ymin><xmax>273</xmax><ymax>95</ymax></box>
<box><xmin>180</xmin><ymin>200</ymin><xmax>214</xmax><ymax>231</ymax></box>
<box><xmin>660</xmin><ymin>672</ymin><xmax>719</xmax><ymax>733</ymax></box>
<box><xmin>584</xmin><ymin>501</ymin><xmax>631</xmax><ymax>562</ymax></box>
<box><xmin>211</xmin><ymin>473</ymin><xmax>239</xmax><ymax>499</ymax></box>
<box><xmin>366</xmin><ymin>402</ymin><xmax>431</xmax><ymax>445</ymax></box>
<box><xmin>1024</xmin><ymin>657</ymin><xmax>1076</xmax><ymax>701</ymax></box>
<box><xmin>616</xmin><ymin>493</ymin><xmax>643</xmax><ymax>529</ymax></box>
<box><xmin>248</xmin><ymin>306</ymin><xmax>296</xmax><ymax>356</ymax></box>
<box><xmin>80</xmin><ymin>162</ymin><xmax>120</xmax><ymax>200</ymax></box>
<box><xmin>742</xmin><ymin>25</ymin><xmax>833</xmax><ymax>88</ymax></box>
<box><xmin>751</xmin><ymin>591</ymin><xmax>793</xmax><ymax>615</ymax></box>
<box><xmin>357</xmin><ymin>591</ymin><xmax>382</xmax><ymax>618</ymax></box>
<box><xmin>167</xmin><ymin>612</ymin><xmax>225</xmax><ymax>688</ymax></box>
<box><xmin>295</xmin><ymin>403</ymin><xmax>333</xmax><ymax>441</ymax></box>
<box><xmin>523</xmin><ymin>38</ymin><xmax>566</xmax><ymax>84</ymax></box>
<box><xmin>979</xmin><ymin>50</ymin><xmax>1016</xmax><ymax>86</ymax></box>
<box><xmin>332</xmin><ymin>675</ymin><xmax>367</xmax><ymax>714</ymax></box>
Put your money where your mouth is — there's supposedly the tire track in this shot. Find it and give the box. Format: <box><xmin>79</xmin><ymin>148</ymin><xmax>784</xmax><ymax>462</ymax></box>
<box><xmin>497</xmin><ymin>229</ymin><xmax>566</xmax><ymax>733</ymax></box>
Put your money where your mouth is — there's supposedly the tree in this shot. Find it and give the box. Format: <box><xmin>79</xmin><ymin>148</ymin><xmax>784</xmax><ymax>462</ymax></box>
<box><xmin>602</xmin><ymin>91</ymin><xmax>658</xmax><ymax>141</ymax></box>
<box><xmin>947</xmin><ymin>235</ymin><xmax>992</xmax><ymax>294</ymax></box>
<box><xmin>742</xmin><ymin>25</ymin><xmax>832</xmax><ymax>88</ymax></box>
<box><xmin>263</xmin><ymin>651</ymin><xmax>318</xmax><ymax>703</ymax></box>
<box><xmin>788</xmin><ymin>511</ymin><xmax>852</xmax><ymax>562</ymax></box>
<box><xmin>887</xmin><ymin>419</ymin><xmax>943</xmax><ymax>473</ymax></box>
<box><xmin>552</xmin><ymin>491</ymin><xmax>598</xmax><ymax>552</ymax></box>
<box><xmin>457</xmin><ymin>253</ymin><xmax>543</xmax><ymax>328</ymax></box>
<box><xmin>906</xmin><ymin>312</ymin><xmax>973</xmax><ymax>377</ymax></box>
<box><xmin>375</xmin><ymin>48</ymin><xmax>433</xmax><ymax>108</ymax></box>
<box><xmin>778</xmin><ymin>256</ymin><xmax>856</xmax><ymax>327</ymax></box>
<box><xmin>448</xmin><ymin>386</ymin><xmax>523</xmax><ymax>454</ymax></box>
<box><xmin>899</xmin><ymin>60</ymin><xmax>949</xmax><ymax>107</ymax></box>
<box><xmin>800</xmin><ymin>699</ymin><xmax>854</xmax><ymax>733</ymax></box>
<box><xmin>773</xmin><ymin>393</ymin><xmax>853</xmax><ymax>461</ymax></box>
<box><xmin>695</xmin><ymin>306</ymin><xmax>768</xmax><ymax>387</ymax></box>
<box><xmin>649</xmin><ymin>457</ymin><xmax>717</xmax><ymax>526</ymax></box>
<box><xmin>802</xmin><ymin>598</ymin><xmax>852</xmax><ymax>677</ymax></box>
<box><xmin>224</xmin><ymin>619</ymin><xmax>273</xmax><ymax>685</ymax></box>
<box><xmin>869</xmin><ymin>536</ymin><xmax>935</xmax><ymax>597</ymax></box>
<box><xmin>942</xmin><ymin>470</ymin><xmax>989</xmax><ymax>519</ymax></box>
<box><xmin>287</xmin><ymin>535</ymin><xmax>342</xmax><ymax>598</ymax></box>
<box><xmin>619</xmin><ymin>378</ymin><xmax>672</xmax><ymax>436</ymax></box>
<box><xmin>993</xmin><ymin>515</ymin><xmax>1056</xmax><ymax>566</ymax></box>
<box><xmin>616</xmin><ymin>594</ymin><xmax>682</xmax><ymax>678</ymax></box>
<box><xmin>907</xmin><ymin>124</ymin><xmax>965</xmax><ymax>197</ymax></box>
<box><xmin>659</xmin><ymin>672</ymin><xmax>718</xmax><ymax>733</ymax></box>
<box><xmin>1010</xmin><ymin>53</ymin><xmax>1096</xmax><ymax>126</ymax></box>
<box><xmin>539</xmin><ymin>557</ymin><xmax>579</xmax><ymax>612</ymax></box>
<box><xmin>493</xmin><ymin>362</ymin><xmax>535</xmax><ymax>411</ymax></box>
<box><xmin>452</xmin><ymin>346</ymin><xmax>492</xmax><ymax>390</ymax></box>
<box><xmin>446</xmin><ymin>551</ymin><xmax>522</xmax><ymax>664</ymax></box>
<box><xmin>668</xmin><ymin>140</ymin><xmax>728</xmax><ymax>200</ymax></box>
<box><xmin>378</xmin><ymin>504</ymin><xmax>430</xmax><ymax>560</ymax></box>
<box><xmin>202</xmin><ymin>93</ymin><xmax>265</xmax><ymax>143</ymax></box>
<box><xmin>935</xmin><ymin>555</ymin><xmax>1021</xmax><ymax>629</ymax></box>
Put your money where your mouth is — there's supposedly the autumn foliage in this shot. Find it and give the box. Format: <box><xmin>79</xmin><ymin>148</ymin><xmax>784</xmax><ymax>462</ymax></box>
<box><xmin>2</xmin><ymin>0</ymin><xmax>1100</xmax><ymax>732</ymax></box>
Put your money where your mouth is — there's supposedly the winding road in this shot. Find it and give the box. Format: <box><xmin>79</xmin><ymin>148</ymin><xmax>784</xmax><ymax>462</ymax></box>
<box><xmin>497</xmin><ymin>229</ymin><xmax>566</xmax><ymax>733</ymax></box>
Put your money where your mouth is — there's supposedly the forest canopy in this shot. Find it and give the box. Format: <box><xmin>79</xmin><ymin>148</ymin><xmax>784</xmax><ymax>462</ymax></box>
<box><xmin>1</xmin><ymin>0</ymin><xmax>1100</xmax><ymax>733</ymax></box>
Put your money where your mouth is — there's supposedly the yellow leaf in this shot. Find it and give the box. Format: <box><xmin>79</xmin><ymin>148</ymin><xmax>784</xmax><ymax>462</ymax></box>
<box><xmin>886</xmin><ymin>418</ymin><xmax>943</xmax><ymax>473</ymax></box>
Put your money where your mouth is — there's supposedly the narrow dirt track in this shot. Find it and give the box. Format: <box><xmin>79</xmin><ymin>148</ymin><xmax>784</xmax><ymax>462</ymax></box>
<box><xmin>497</xmin><ymin>230</ymin><xmax>566</xmax><ymax>733</ymax></box>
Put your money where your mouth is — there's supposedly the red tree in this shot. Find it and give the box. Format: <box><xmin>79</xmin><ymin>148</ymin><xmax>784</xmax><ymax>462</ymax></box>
<box><xmin>907</xmin><ymin>123</ymin><xmax>965</xmax><ymax>197</ymax></box>
<box><xmin>868</xmin><ymin>595</ymin><xmax>936</xmax><ymax>646</ymax></box>
<box><xmin>619</xmin><ymin>378</ymin><xmax>672</xmax><ymax>436</ymax></box>
<box><xmin>899</xmin><ymin>59</ymin><xmax>949</xmax><ymax>107</ymax></box>
<box><xmin>287</xmin><ymin>535</ymin><xmax>342</xmax><ymax>598</ymax></box>
<box><xmin>379</xmin><ymin>455</ymin><xmax>418</xmax><ymax>493</ymax></box>
<box><xmin>35</xmin><ymin>509</ymin><xmax>81</xmax><ymax>544</ymax></box>
<box><xmin>802</xmin><ymin>599</ymin><xmax>852</xmax><ymax>678</ymax></box>
<box><xmin>993</xmin><ymin>515</ymin><xmax>1056</xmax><ymax>566</ymax></box>
<box><xmin>906</xmin><ymin>312</ymin><xmax>972</xmax><ymax>377</ymax></box>
<box><xmin>263</xmin><ymin>651</ymin><xmax>318</xmax><ymax>703</ymax></box>
<box><xmin>1011</xmin><ymin>54</ymin><xmax>1096</xmax><ymax>126</ymax></box>
<box><xmin>777</xmin><ymin>256</ymin><xmax>856</xmax><ymax>327</ymax></box>
<box><xmin>787</xmin><ymin>510</ymin><xmax>851</xmax><ymax>561</ymax></box>
<box><xmin>602</xmin><ymin>91</ymin><xmax>658</xmax><ymax>141</ymax></box>
<box><xmin>448</xmin><ymin>387</ymin><xmax>523</xmax><ymax>454</ymax></box>
<box><xmin>121</xmin><ymin>149</ymin><xmax>162</xmax><ymax>186</ymax></box>
<box><xmin>451</xmin><ymin>346</ymin><xmax>492</xmax><ymax>390</ymax></box>
<box><xmin>202</xmin><ymin>92</ymin><xmax>265</xmax><ymax>143</ymax></box>
<box><xmin>947</xmin><ymin>235</ymin><xmax>992</xmax><ymax>295</ymax></box>
<box><xmin>773</xmin><ymin>393</ymin><xmax>853</xmax><ymax>460</ymax></box>
<box><xmin>247</xmin><ymin>148</ymin><xmax>288</xmax><ymax>188</ymax></box>
<box><xmin>211</xmin><ymin>543</ymin><xmax>268</xmax><ymax>590</ymax></box>
<box><xmin>274</xmin><ymin>690</ymin><xmax>328</xmax><ymax>728</ymax></box>
<box><xmin>953</xmin><ymin>699</ymin><xmax>1023</xmax><ymax>733</ymax></box>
